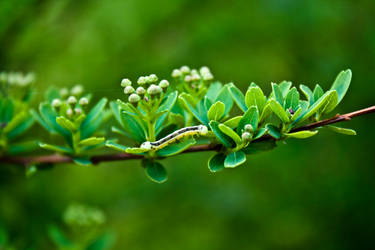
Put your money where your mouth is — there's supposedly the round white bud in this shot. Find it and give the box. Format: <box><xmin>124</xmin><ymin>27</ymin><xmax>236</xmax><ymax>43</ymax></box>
<box><xmin>51</xmin><ymin>99</ymin><xmax>62</xmax><ymax>107</ymax></box>
<box><xmin>121</xmin><ymin>78</ymin><xmax>132</xmax><ymax>87</ymax></box>
<box><xmin>60</xmin><ymin>88</ymin><xmax>69</xmax><ymax>97</ymax></box>
<box><xmin>171</xmin><ymin>69</ymin><xmax>182</xmax><ymax>78</ymax></box>
<box><xmin>200</xmin><ymin>66</ymin><xmax>210</xmax><ymax>75</ymax></box>
<box><xmin>242</xmin><ymin>132</ymin><xmax>251</xmax><ymax>141</ymax></box>
<box><xmin>74</xmin><ymin>108</ymin><xmax>82</xmax><ymax>115</ymax></box>
<box><xmin>180</xmin><ymin>66</ymin><xmax>190</xmax><ymax>74</ymax></box>
<box><xmin>66</xmin><ymin>108</ymin><xmax>73</xmax><ymax>116</ymax></box>
<box><xmin>159</xmin><ymin>79</ymin><xmax>169</xmax><ymax>88</ymax></box>
<box><xmin>67</xmin><ymin>96</ymin><xmax>77</xmax><ymax>104</ymax></box>
<box><xmin>71</xmin><ymin>85</ymin><xmax>83</xmax><ymax>96</ymax></box>
<box><xmin>244</xmin><ymin>124</ymin><xmax>253</xmax><ymax>133</ymax></box>
<box><xmin>124</xmin><ymin>86</ymin><xmax>135</xmax><ymax>94</ymax></box>
<box><xmin>136</xmin><ymin>87</ymin><xmax>145</xmax><ymax>95</ymax></box>
<box><xmin>184</xmin><ymin>75</ymin><xmax>192</xmax><ymax>83</ymax></box>
<box><xmin>202</xmin><ymin>72</ymin><xmax>214</xmax><ymax>81</ymax></box>
<box><xmin>137</xmin><ymin>76</ymin><xmax>147</xmax><ymax>85</ymax></box>
<box><xmin>79</xmin><ymin>97</ymin><xmax>89</xmax><ymax>106</ymax></box>
<box><xmin>148</xmin><ymin>74</ymin><xmax>158</xmax><ymax>82</ymax></box>
<box><xmin>191</xmin><ymin>74</ymin><xmax>201</xmax><ymax>81</ymax></box>
<box><xmin>128</xmin><ymin>93</ymin><xmax>141</xmax><ymax>103</ymax></box>
<box><xmin>147</xmin><ymin>84</ymin><xmax>162</xmax><ymax>95</ymax></box>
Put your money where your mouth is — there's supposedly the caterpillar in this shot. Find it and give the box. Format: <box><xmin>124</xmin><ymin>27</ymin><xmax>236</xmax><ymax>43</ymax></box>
<box><xmin>141</xmin><ymin>125</ymin><xmax>208</xmax><ymax>150</ymax></box>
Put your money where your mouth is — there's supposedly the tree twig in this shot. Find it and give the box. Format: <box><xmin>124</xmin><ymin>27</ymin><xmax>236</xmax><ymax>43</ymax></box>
<box><xmin>1</xmin><ymin>106</ymin><xmax>374</xmax><ymax>167</ymax></box>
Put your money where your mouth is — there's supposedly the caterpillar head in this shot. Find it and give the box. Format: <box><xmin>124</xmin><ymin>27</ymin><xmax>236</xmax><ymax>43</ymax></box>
<box><xmin>198</xmin><ymin>125</ymin><xmax>208</xmax><ymax>135</ymax></box>
<box><xmin>140</xmin><ymin>141</ymin><xmax>152</xmax><ymax>150</ymax></box>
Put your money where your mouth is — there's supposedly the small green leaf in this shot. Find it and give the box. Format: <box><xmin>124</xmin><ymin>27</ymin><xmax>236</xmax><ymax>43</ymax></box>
<box><xmin>39</xmin><ymin>102</ymin><xmax>70</xmax><ymax>136</ymax></box>
<box><xmin>56</xmin><ymin>116</ymin><xmax>76</xmax><ymax>132</ymax></box>
<box><xmin>87</xmin><ymin>232</ymin><xmax>116</xmax><ymax>250</ymax></box>
<box><xmin>272</xmin><ymin>83</ymin><xmax>284</xmax><ymax>105</ymax></box>
<box><xmin>228</xmin><ymin>83</ymin><xmax>247</xmax><ymax>112</ymax></box>
<box><xmin>179</xmin><ymin>93</ymin><xmax>208</xmax><ymax>125</ymax></box>
<box><xmin>125</xmin><ymin>147</ymin><xmax>149</xmax><ymax>154</ymax></box>
<box><xmin>224</xmin><ymin>151</ymin><xmax>246</xmax><ymax>168</ymax></box>
<box><xmin>120</xmin><ymin>111</ymin><xmax>146</xmax><ymax>142</ymax></box>
<box><xmin>284</xmin><ymin>87</ymin><xmax>300</xmax><ymax>111</ymax></box>
<box><xmin>208</xmin><ymin>153</ymin><xmax>226</xmax><ymax>172</ymax></box>
<box><xmin>313</xmin><ymin>84</ymin><xmax>324</xmax><ymax>102</ymax></box>
<box><xmin>48</xmin><ymin>224</ymin><xmax>73</xmax><ymax>248</ymax></box>
<box><xmin>269</xmin><ymin>100</ymin><xmax>289</xmax><ymax>123</ymax></box>
<box><xmin>7</xmin><ymin>114</ymin><xmax>34</xmax><ymax>140</ymax></box>
<box><xmin>81</xmin><ymin>98</ymin><xmax>108</xmax><ymax>129</ymax></box>
<box><xmin>330</xmin><ymin>69</ymin><xmax>352</xmax><ymax>104</ymax></box>
<box><xmin>207</xmin><ymin>101</ymin><xmax>225</xmax><ymax>121</ymax></box>
<box><xmin>286</xmin><ymin>130</ymin><xmax>318</xmax><ymax>138</ymax></box>
<box><xmin>3</xmin><ymin>111</ymin><xmax>27</xmax><ymax>134</ymax></box>
<box><xmin>279</xmin><ymin>81</ymin><xmax>292</xmax><ymax>97</ymax></box>
<box><xmin>215</xmin><ymin>84</ymin><xmax>233</xmax><ymax>116</ymax></box>
<box><xmin>237</xmin><ymin>106</ymin><xmax>259</xmax><ymax>134</ymax></box>
<box><xmin>206</xmin><ymin>82</ymin><xmax>223</xmax><ymax>101</ymax></box>
<box><xmin>79</xmin><ymin>137</ymin><xmax>105</xmax><ymax>146</ymax></box>
<box><xmin>156</xmin><ymin>138</ymin><xmax>196</xmax><ymax>157</ymax></box>
<box><xmin>266</xmin><ymin>124</ymin><xmax>282</xmax><ymax>139</ymax></box>
<box><xmin>111</xmin><ymin>126</ymin><xmax>131</xmax><ymax>137</ymax></box>
<box><xmin>218</xmin><ymin>123</ymin><xmax>242</xmax><ymax>146</ymax></box>
<box><xmin>105</xmin><ymin>140</ymin><xmax>128</xmax><ymax>152</ymax></box>
<box><xmin>245</xmin><ymin>86</ymin><xmax>266</xmax><ymax>112</ymax></box>
<box><xmin>143</xmin><ymin>160</ymin><xmax>167</xmax><ymax>183</ymax></box>
<box><xmin>223</xmin><ymin>116</ymin><xmax>242</xmax><ymax>128</ymax></box>
<box><xmin>319</xmin><ymin>90</ymin><xmax>338</xmax><ymax>115</ymax></box>
<box><xmin>73</xmin><ymin>157</ymin><xmax>92</xmax><ymax>166</ymax></box>
<box><xmin>325</xmin><ymin>125</ymin><xmax>356</xmax><ymax>135</ymax></box>
<box><xmin>253</xmin><ymin>127</ymin><xmax>267</xmax><ymax>139</ymax></box>
<box><xmin>290</xmin><ymin>107</ymin><xmax>302</xmax><ymax>122</ymax></box>
<box><xmin>39</xmin><ymin>142</ymin><xmax>73</xmax><ymax>154</ymax></box>
<box><xmin>8</xmin><ymin>141</ymin><xmax>38</xmax><ymax>155</ymax></box>
<box><xmin>209</xmin><ymin>121</ymin><xmax>236</xmax><ymax>148</ymax></box>
<box><xmin>242</xmin><ymin>140</ymin><xmax>276</xmax><ymax>154</ymax></box>
<box><xmin>31</xmin><ymin>109</ymin><xmax>54</xmax><ymax>133</ymax></box>
<box><xmin>299</xmin><ymin>85</ymin><xmax>314</xmax><ymax>105</ymax></box>
<box><xmin>259</xmin><ymin>103</ymin><xmax>272</xmax><ymax>123</ymax></box>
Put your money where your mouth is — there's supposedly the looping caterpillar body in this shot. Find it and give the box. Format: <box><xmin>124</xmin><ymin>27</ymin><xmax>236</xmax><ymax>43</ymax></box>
<box><xmin>141</xmin><ymin>125</ymin><xmax>208</xmax><ymax>150</ymax></box>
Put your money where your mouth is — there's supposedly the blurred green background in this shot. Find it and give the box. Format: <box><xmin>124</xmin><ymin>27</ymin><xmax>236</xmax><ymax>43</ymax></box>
<box><xmin>1</xmin><ymin>0</ymin><xmax>375</xmax><ymax>249</ymax></box>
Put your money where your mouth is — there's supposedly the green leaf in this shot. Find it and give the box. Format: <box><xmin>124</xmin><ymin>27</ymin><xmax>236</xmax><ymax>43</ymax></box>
<box><xmin>228</xmin><ymin>83</ymin><xmax>247</xmax><ymax>112</ymax></box>
<box><xmin>48</xmin><ymin>224</ymin><xmax>73</xmax><ymax>248</ymax></box>
<box><xmin>206</xmin><ymin>82</ymin><xmax>223</xmax><ymax>102</ymax></box>
<box><xmin>81</xmin><ymin>97</ymin><xmax>107</xmax><ymax>132</ymax></box>
<box><xmin>105</xmin><ymin>140</ymin><xmax>128</xmax><ymax>152</ymax></box>
<box><xmin>266</xmin><ymin>124</ymin><xmax>282</xmax><ymax>139</ymax></box>
<box><xmin>245</xmin><ymin>86</ymin><xmax>266</xmax><ymax>113</ymax></box>
<box><xmin>7</xmin><ymin>115</ymin><xmax>34</xmax><ymax>140</ymax></box>
<box><xmin>0</xmin><ymin>98</ymin><xmax>14</xmax><ymax>123</ymax></box>
<box><xmin>39</xmin><ymin>142</ymin><xmax>73</xmax><ymax>154</ymax></box>
<box><xmin>8</xmin><ymin>141</ymin><xmax>38</xmax><ymax>155</ymax></box>
<box><xmin>279</xmin><ymin>81</ymin><xmax>292</xmax><ymax>97</ymax></box>
<box><xmin>73</xmin><ymin>157</ymin><xmax>92</xmax><ymax>166</ymax></box>
<box><xmin>3</xmin><ymin>111</ymin><xmax>27</xmax><ymax>134</ymax></box>
<box><xmin>156</xmin><ymin>138</ymin><xmax>196</xmax><ymax>157</ymax></box>
<box><xmin>313</xmin><ymin>84</ymin><xmax>324</xmax><ymax>102</ymax></box>
<box><xmin>31</xmin><ymin>109</ymin><xmax>54</xmax><ymax>133</ymax></box>
<box><xmin>79</xmin><ymin>137</ymin><xmax>105</xmax><ymax>146</ymax></box>
<box><xmin>253</xmin><ymin>127</ymin><xmax>267</xmax><ymax>139</ymax></box>
<box><xmin>120</xmin><ymin>111</ymin><xmax>146</xmax><ymax>142</ymax></box>
<box><xmin>179</xmin><ymin>93</ymin><xmax>208</xmax><ymax>125</ymax></box>
<box><xmin>56</xmin><ymin>116</ymin><xmax>76</xmax><ymax>132</ymax></box>
<box><xmin>207</xmin><ymin>101</ymin><xmax>225</xmax><ymax>121</ymax></box>
<box><xmin>39</xmin><ymin>102</ymin><xmax>69</xmax><ymax>136</ymax></box>
<box><xmin>242</xmin><ymin>140</ymin><xmax>276</xmax><ymax>154</ymax></box>
<box><xmin>325</xmin><ymin>125</ymin><xmax>356</xmax><ymax>135</ymax></box>
<box><xmin>111</xmin><ymin>126</ymin><xmax>132</xmax><ymax>138</ymax></box>
<box><xmin>259</xmin><ymin>103</ymin><xmax>272</xmax><ymax>123</ymax></box>
<box><xmin>87</xmin><ymin>232</ymin><xmax>116</xmax><ymax>250</ymax></box>
<box><xmin>215</xmin><ymin>84</ymin><xmax>233</xmax><ymax>116</ymax></box>
<box><xmin>269</xmin><ymin>100</ymin><xmax>289</xmax><ymax>123</ymax></box>
<box><xmin>224</xmin><ymin>151</ymin><xmax>246</xmax><ymax>168</ymax></box>
<box><xmin>143</xmin><ymin>160</ymin><xmax>167</xmax><ymax>183</ymax></box>
<box><xmin>110</xmin><ymin>101</ymin><xmax>122</xmax><ymax>126</ymax></box>
<box><xmin>284</xmin><ymin>87</ymin><xmax>300</xmax><ymax>111</ymax></box>
<box><xmin>286</xmin><ymin>130</ymin><xmax>318</xmax><ymax>138</ymax></box>
<box><xmin>290</xmin><ymin>107</ymin><xmax>302</xmax><ymax>122</ymax></box>
<box><xmin>218</xmin><ymin>124</ymin><xmax>242</xmax><ymax>146</ymax></box>
<box><xmin>223</xmin><ymin>116</ymin><xmax>242</xmax><ymax>128</ymax></box>
<box><xmin>295</xmin><ymin>90</ymin><xmax>337</xmax><ymax>124</ymax></box>
<box><xmin>44</xmin><ymin>87</ymin><xmax>61</xmax><ymax>102</ymax></box>
<box><xmin>209</xmin><ymin>121</ymin><xmax>236</xmax><ymax>148</ymax></box>
<box><xmin>155</xmin><ymin>91</ymin><xmax>178</xmax><ymax>133</ymax></box>
<box><xmin>299</xmin><ymin>85</ymin><xmax>314</xmax><ymax>105</ymax></box>
<box><xmin>330</xmin><ymin>69</ymin><xmax>352</xmax><ymax>104</ymax></box>
<box><xmin>237</xmin><ymin>106</ymin><xmax>259</xmax><ymax>134</ymax></box>
<box><xmin>319</xmin><ymin>90</ymin><xmax>338</xmax><ymax>115</ymax></box>
<box><xmin>208</xmin><ymin>153</ymin><xmax>226</xmax><ymax>172</ymax></box>
<box><xmin>272</xmin><ymin>83</ymin><xmax>284</xmax><ymax>105</ymax></box>
<box><xmin>125</xmin><ymin>147</ymin><xmax>149</xmax><ymax>154</ymax></box>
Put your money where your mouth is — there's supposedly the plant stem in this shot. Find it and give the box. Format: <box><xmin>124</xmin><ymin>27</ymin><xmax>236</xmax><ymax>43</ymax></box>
<box><xmin>1</xmin><ymin>105</ymin><xmax>374</xmax><ymax>167</ymax></box>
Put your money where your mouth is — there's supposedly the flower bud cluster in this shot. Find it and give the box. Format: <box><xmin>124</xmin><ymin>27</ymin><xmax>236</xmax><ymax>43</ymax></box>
<box><xmin>120</xmin><ymin>74</ymin><xmax>169</xmax><ymax>106</ymax></box>
<box><xmin>171</xmin><ymin>66</ymin><xmax>213</xmax><ymax>89</ymax></box>
<box><xmin>241</xmin><ymin>124</ymin><xmax>254</xmax><ymax>142</ymax></box>
<box><xmin>0</xmin><ymin>72</ymin><xmax>35</xmax><ymax>87</ymax></box>
<box><xmin>51</xmin><ymin>86</ymin><xmax>90</xmax><ymax>119</ymax></box>
<box><xmin>59</xmin><ymin>84</ymin><xmax>84</xmax><ymax>98</ymax></box>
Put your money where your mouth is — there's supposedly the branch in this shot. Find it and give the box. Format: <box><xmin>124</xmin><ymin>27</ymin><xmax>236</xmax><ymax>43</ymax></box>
<box><xmin>1</xmin><ymin>106</ymin><xmax>374</xmax><ymax>166</ymax></box>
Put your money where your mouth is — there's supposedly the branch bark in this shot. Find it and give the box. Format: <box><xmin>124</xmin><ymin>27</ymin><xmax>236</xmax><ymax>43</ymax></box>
<box><xmin>1</xmin><ymin>106</ymin><xmax>374</xmax><ymax>167</ymax></box>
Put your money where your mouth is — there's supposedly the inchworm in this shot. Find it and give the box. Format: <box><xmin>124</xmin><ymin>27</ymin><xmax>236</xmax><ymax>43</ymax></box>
<box><xmin>141</xmin><ymin>125</ymin><xmax>208</xmax><ymax>150</ymax></box>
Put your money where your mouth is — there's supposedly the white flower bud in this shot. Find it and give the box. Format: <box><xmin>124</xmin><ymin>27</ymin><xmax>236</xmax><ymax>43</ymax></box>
<box><xmin>124</xmin><ymin>86</ymin><xmax>135</xmax><ymax>94</ymax></box>
<box><xmin>148</xmin><ymin>74</ymin><xmax>158</xmax><ymax>83</ymax></box>
<box><xmin>128</xmin><ymin>93</ymin><xmax>141</xmax><ymax>103</ymax></box>
<box><xmin>242</xmin><ymin>132</ymin><xmax>251</xmax><ymax>141</ymax></box>
<box><xmin>60</xmin><ymin>88</ymin><xmax>69</xmax><ymax>97</ymax></box>
<box><xmin>74</xmin><ymin>108</ymin><xmax>82</xmax><ymax>115</ymax></box>
<box><xmin>244</xmin><ymin>124</ymin><xmax>253</xmax><ymax>133</ymax></box>
<box><xmin>137</xmin><ymin>76</ymin><xmax>147</xmax><ymax>85</ymax></box>
<box><xmin>191</xmin><ymin>69</ymin><xmax>198</xmax><ymax>75</ymax></box>
<box><xmin>202</xmin><ymin>72</ymin><xmax>214</xmax><ymax>81</ymax></box>
<box><xmin>147</xmin><ymin>84</ymin><xmax>162</xmax><ymax>95</ymax></box>
<box><xmin>191</xmin><ymin>74</ymin><xmax>201</xmax><ymax>81</ymax></box>
<box><xmin>79</xmin><ymin>97</ymin><xmax>89</xmax><ymax>106</ymax></box>
<box><xmin>52</xmin><ymin>99</ymin><xmax>62</xmax><ymax>107</ymax></box>
<box><xmin>71</xmin><ymin>85</ymin><xmax>83</xmax><ymax>96</ymax></box>
<box><xmin>171</xmin><ymin>69</ymin><xmax>182</xmax><ymax>78</ymax></box>
<box><xmin>121</xmin><ymin>78</ymin><xmax>132</xmax><ymax>87</ymax></box>
<box><xmin>67</xmin><ymin>96</ymin><xmax>77</xmax><ymax>104</ymax></box>
<box><xmin>136</xmin><ymin>87</ymin><xmax>145</xmax><ymax>95</ymax></box>
<box><xmin>180</xmin><ymin>66</ymin><xmax>190</xmax><ymax>74</ymax></box>
<box><xmin>159</xmin><ymin>79</ymin><xmax>169</xmax><ymax>88</ymax></box>
<box><xmin>184</xmin><ymin>75</ymin><xmax>192</xmax><ymax>83</ymax></box>
<box><xmin>66</xmin><ymin>108</ymin><xmax>73</xmax><ymax>117</ymax></box>
<box><xmin>200</xmin><ymin>66</ymin><xmax>210</xmax><ymax>75</ymax></box>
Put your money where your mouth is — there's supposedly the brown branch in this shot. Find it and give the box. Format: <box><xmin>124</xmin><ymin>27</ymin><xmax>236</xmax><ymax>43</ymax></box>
<box><xmin>1</xmin><ymin>105</ymin><xmax>374</xmax><ymax>166</ymax></box>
